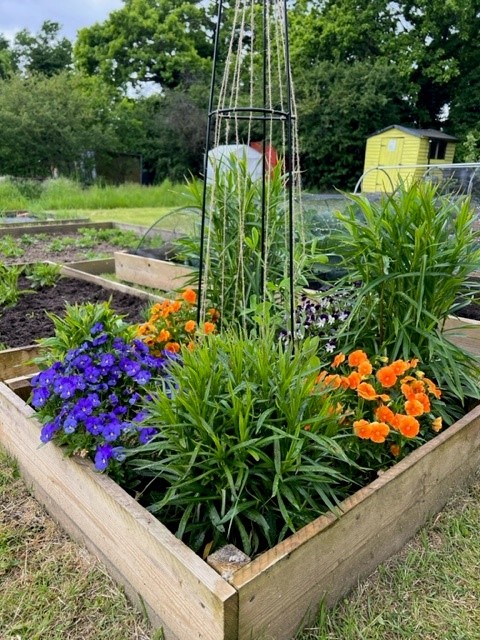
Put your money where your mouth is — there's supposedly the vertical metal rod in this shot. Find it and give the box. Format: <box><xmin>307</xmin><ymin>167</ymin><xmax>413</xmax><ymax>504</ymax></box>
<box><xmin>260</xmin><ymin>0</ymin><xmax>268</xmax><ymax>296</ymax></box>
<box><xmin>282</xmin><ymin>0</ymin><xmax>296</xmax><ymax>340</ymax></box>
<box><xmin>197</xmin><ymin>0</ymin><xmax>224</xmax><ymax>324</ymax></box>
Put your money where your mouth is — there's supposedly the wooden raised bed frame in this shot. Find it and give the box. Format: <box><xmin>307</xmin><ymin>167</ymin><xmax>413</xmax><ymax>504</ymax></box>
<box><xmin>114</xmin><ymin>250</ymin><xmax>194</xmax><ymax>292</ymax></box>
<box><xmin>1</xmin><ymin>342</ymin><xmax>480</xmax><ymax>639</ymax></box>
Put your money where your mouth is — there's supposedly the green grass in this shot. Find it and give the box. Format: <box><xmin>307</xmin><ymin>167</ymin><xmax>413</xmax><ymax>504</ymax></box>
<box><xmin>0</xmin><ymin>177</ymin><xmax>193</xmax><ymax>214</ymax></box>
<box><xmin>0</xmin><ymin>448</ymin><xmax>157</xmax><ymax>640</ymax></box>
<box><xmin>2</xmin><ymin>450</ymin><xmax>480</xmax><ymax>639</ymax></box>
<box><xmin>75</xmin><ymin>206</ymin><xmax>198</xmax><ymax>233</ymax></box>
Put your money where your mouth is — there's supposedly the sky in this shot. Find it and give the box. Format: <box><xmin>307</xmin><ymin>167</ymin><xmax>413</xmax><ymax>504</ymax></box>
<box><xmin>0</xmin><ymin>0</ymin><xmax>125</xmax><ymax>42</ymax></box>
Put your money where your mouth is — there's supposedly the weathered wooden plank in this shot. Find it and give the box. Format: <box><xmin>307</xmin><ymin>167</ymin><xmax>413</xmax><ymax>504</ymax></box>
<box><xmin>114</xmin><ymin>251</ymin><xmax>194</xmax><ymax>292</ymax></box>
<box><xmin>0</xmin><ymin>220</ymin><xmax>112</xmax><ymax>237</ymax></box>
<box><xmin>4</xmin><ymin>374</ymin><xmax>33</xmax><ymax>400</ymax></box>
<box><xmin>0</xmin><ymin>382</ymin><xmax>238</xmax><ymax>640</ymax></box>
<box><xmin>0</xmin><ymin>345</ymin><xmax>40</xmax><ymax>381</ymax></box>
<box><xmin>63</xmin><ymin>258</ymin><xmax>115</xmax><ymax>275</ymax></box>
<box><xmin>231</xmin><ymin>404</ymin><xmax>480</xmax><ymax>640</ymax></box>
<box><xmin>59</xmin><ymin>264</ymin><xmax>163</xmax><ymax>302</ymax></box>
<box><xmin>443</xmin><ymin>316</ymin><xmax>480</xmax><ymax>355</ymax></box>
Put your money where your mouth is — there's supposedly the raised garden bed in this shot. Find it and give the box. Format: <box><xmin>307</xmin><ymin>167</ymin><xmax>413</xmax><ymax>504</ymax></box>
<box><xmin>1</xmin><ymin>344</ymin><xmax>479</xmax><ymax>639</ymax></box>
<box><xmin>114</xmin><ymin>250</ymin><xmax>194</xmax><ymax>292</ymax></box>
<box><xmin>0</xmin><ymin>264</ymin><xmax>161</xmax><ymax>349</ymax></box>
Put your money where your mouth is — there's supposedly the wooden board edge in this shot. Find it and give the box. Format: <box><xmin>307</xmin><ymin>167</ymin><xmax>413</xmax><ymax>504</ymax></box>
<box><xmin>0</xmin><ymin>345</ymin><xmax>41</xmax><ymax>381</ymax></box>
<box><xmin>0</xmin><ymin>382</ymin><xmax>238</xmax><ymax>640</ymax></box>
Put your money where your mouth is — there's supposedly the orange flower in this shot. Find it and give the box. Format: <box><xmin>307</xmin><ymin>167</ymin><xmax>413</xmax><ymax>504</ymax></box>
<box><xmin>324</xmin><ymin>374</ymin><xmax>342</xmax><ymax>389</ymax></box>
<box><xmin>340</xmin><ymin>376</ymin><xmax>350</xmax><ymax>389</ymax></box>
<box><xmin>390</xmin><ymin>443</ymin><xmax>401</xmax><ymax>457</ymax></box>
<box><xmin>182</xmin><ymin>288</ymin><xmax>197</xmax><ymax>304</ymax></box>
<box><xmin>171</xmin><ymin>300</ymin><xmax>182</xmax><ymax>313</ymax></box>
<box><xmin>348</xmin><ymin>349</ymin><xmax>369</xmax><ymax>367</ymax></box>
<box><xmin>158</xmin><ymin>329</ymin><xmax>171</xmax><ymax>342</ymax></box>
<box><xmin>165</xmin><ymin>341</ymin><xmax>181</xmax><ymax>353</ymax></box>
<box><xmin>410</xmin><ymin>379</ymin><xmax>426</xmax><ymax>394</ymax></box>
<box><xmin>432</xmin><ymin>416</ymin><xmax>443</xmax><ymax>432</ymax></box>
<box><xmin>357</xmin><ymin>382</ymin><xmax>377</xmax><ymax>400</ymax></box>
<box><xmin>184</xmin><ymin>320</ymin><xmax>196</xmax><ymax>333</ymax></box>
<box><xmin>375</xmin><ymin>404</ymin><xmax>395</xmax><ymax>424</ymax></box>
<box><xmin>404</xmin><ymin>399</ymin><xmax>424</xmax><ymax>417</ymax></box>
<box><xmin>316</xmin><ymin>371</ymin><xmax>327</xmax><ymax>384</ymax></box>
<box><xmin>369</xmin><ymin>421</ymin><xmax>390</xmax><ymax>443</ymax></box>
<box><xmin>332</xmin><ymin>353</ymin><xmax>346</xmax><ymax>368</ymax></box>
<box><xmin>208</xmin><ymin>307</ymin><xmax>220</xmax><ymax>322</ymax></box>
<box><xmin>401</xmin><ymin>383</ymin><xmax>416</xmax><ymax>400</ymax></box>
<box><xmin>353</xmin><ymin>419</ymin><xmax>372</xmax><ymax>439</ymax></box>
<box><xmin>357</xmin><ymin>360</ymin><xmax>373</xmax><ymax>376</ymax></box>
<box><xmin>424</xmin><ymin>377</ymin><xmax>442</xmax><ymax>399</ymax></box>
<box><xmin>376</xmin><ymin>366</ymin><xmax>398</xmax><ymax>388</ymax></box>
<box><xmin>407</xmin><ymin>358</ymin><xmax>419</xmax><ymax>369</ymax></box>
<box><xmin>136</xmin><ymin>323</ymin><xmax>149</xmax><ymax>336</ymax></box>
<box><xmin>415</xmin><ymin>392</ymin><xmax>430</xmax><ymax>413</ymax></box>
<box><xmin>203</xmin><ymin>321</ymin><xmax>216</xmax><ymax>335</ymax></box>
<box><xmin>347</xmin><ymin>371</ymin><xmax>362</xmax><ymax>389</ymax></box>
<box><xmin>390</xmin><ymin>359</ymin><xmax>409</xmax><ymax>376</ymax></box>
<box><xmin>397</xmin><ymin>414</ymin><xmax>420</xmax><ymax>438</ymax></box>
<box><xmin>187</xmin><ymin>341</ymin><xmax>195</xmax><ymax>351</ymax></box>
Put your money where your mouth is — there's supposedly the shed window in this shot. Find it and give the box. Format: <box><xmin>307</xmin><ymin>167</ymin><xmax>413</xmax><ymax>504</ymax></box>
<box><xmin>429</xmin><ymin>139</ymin><xmax>447</xmax><ymax>160</ymax></box>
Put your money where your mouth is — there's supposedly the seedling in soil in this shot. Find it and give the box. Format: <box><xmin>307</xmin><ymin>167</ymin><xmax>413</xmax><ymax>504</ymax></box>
<box><xmin>0</xmin><ymin>263</ymin><xmax>29</xmax><ymax>306</ymax></box>
<box><xmin>0</xmin><ymin>236</ymin><xmax>25</xmax><ymax>258</ymax></box>
<box><xmin>26</xmin><ymin>262</ymin><xmax>62</xmax><ymax>289</ymax></box>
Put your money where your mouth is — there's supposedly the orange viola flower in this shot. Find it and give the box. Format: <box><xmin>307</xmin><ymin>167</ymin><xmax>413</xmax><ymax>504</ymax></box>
<box><xmin>353</xmin><ymin>419</ymin><xmax>372</xmax><ymax>439</ymax></box>
<box><xmin>410</xmin><ymin>379</ymin><xmax>426</xmax><ymax>394</ymax></box>
<box><xmin>348</xmin><ymin>349</ymin><xmax>369</xmax><ymax>367</ymax></box>
<box><xmin>324</xmin><ymin>374</ymin><xmax>342</xmax><ymax>389</ymax></box>
<box><xmin>369</xmin><ymin>421</ymin><xmax>390</xmax><ymax>443</ymax></box>
<box><xmin>347</xmin><ymin>371</ymin><xmax>362</xmax><ymax>389</ymax></box>
<box><xmin>332</xmin><ymin>353</ymin><xmax>346</xmax><ymax>368</ymax></box>
<box><xmin>184</xmin><ymin>320</ymin><xmax>196</xmax><ymax>333</ymax></box>
<box><xmin>376</xmin><ymin>366</ymin><xmax>398</xmax><ymax>388</ymax></box>
<box><xmin>424</xmin><ymin>377</ymin><xmax>442</xmax><ymax>399</ymax></box>
<box><xmin>182</xmin><ymin>288</ymin><xmax>197</xmax><ymax>304</ymax></box>
<box><xmin>357</xmin><ymin>360</ymin><xmax>373</xmax><ymax>376</ymax></box>
<box><xmin>158</xmin><ymin>329</ymin><xmax>171</xmax><ymax>342</ymax></box>
<box><xmin>390</xmin><ymin>359</ymin><xmax>409</xmax><ymax>376</ymax></box>
<box><xmin>390</xmin><ymin>443</ymin><xmax>401</xmax><ymax>457</ymax></box>
<box><xmin>415</xmin><ymin>392</ymin><xmax>430</xmax><ymax>413</ymax></box>
<box><xmin>375</xmin><ymin>404</ymin><xmax>395</xmax><ymax>424</ymax></box>
<box><xmin>170</xmin><ymin>300</ymin><xmax>182</xmax><ymax>313</ymax></box>
<box><xmin>397</xmin><ymin>415</ymin><xmax>420</xmax><ymax>438</ymax></box>
<box><xmin>203</xmin><ymin>321</ymin><xmax>216</xmax><ymax>335</ymax></box>
<box><xmin>208</xmin><ymin>307</ymin><xmax>220</xmax><ymax>322</ymax></box>
<box><xmin>357</xmin><ymin>382</ymin><xmax>377</xmax><ymax>400</ymax></box>
<box><xmin>432</xmin><ymin>416</ymin><xmax>443</xmax><ymax>432</ymax></box>
<box><xmin>340</xmin><ymin>376</ymin><xmax>350</xmax><ymax>389</ymax></box>
<box><xmin>404</xmin><ymin>399</ymin><xmax>425</xmax><ymax>417</ymax></box>
<box><xmin>400</xmin><ymin>382</ymin><xmax>416</xmax><ymax>400</ymax></box>
<box><xmin>165</xmin><ymin>341</ymin><xmax>181</xmax><ymax>353</ymax></box>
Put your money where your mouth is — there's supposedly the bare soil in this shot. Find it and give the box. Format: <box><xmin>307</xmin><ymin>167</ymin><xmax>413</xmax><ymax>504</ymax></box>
<box><xmin>0</xmin><ymin>276</ymin><xmax>148</xmax><ymax>348</ymax></box>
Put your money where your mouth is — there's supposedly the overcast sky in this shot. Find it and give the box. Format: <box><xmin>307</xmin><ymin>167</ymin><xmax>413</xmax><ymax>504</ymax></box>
<box><xmin>0</xmin><ymin>0</ymin><xmax>125</xmax><ymax>42</ymax></box>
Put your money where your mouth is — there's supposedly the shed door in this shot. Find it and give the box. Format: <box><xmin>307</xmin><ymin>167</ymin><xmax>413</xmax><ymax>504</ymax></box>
<box><xmin>377</xmin><ymin>137</ymin><xmax>404</xmax><ymax>191</ymax></box>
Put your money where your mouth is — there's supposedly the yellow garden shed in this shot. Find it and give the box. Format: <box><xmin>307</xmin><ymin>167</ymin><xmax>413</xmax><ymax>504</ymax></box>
<box><xmin>361</xmin><ymin>125</ymin><xmax>458</xmax><ymax>193</ymax></box>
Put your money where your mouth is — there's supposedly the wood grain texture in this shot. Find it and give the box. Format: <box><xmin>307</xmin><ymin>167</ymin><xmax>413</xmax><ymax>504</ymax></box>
<box><xmin>114</xmin><ymin>252</ymin><xmax>194</xmax><ymax>292</ymax></box>
<box><xmin>444</xmin><ymin>316</ymin><xmax>480</xmax><ymax>355</ymax></box>
<box><xmin>231</xmin><ymin>404</ymin><xmax>480</xmax><ymax>640</ymax></box>
<box><xmin>63</xmin><ymin>258</ymin><xmax>115</xmax><ymax>275</ymax></box>
<box><xmin>0</xmin><ymin>382</ymin><xmax>238</xmax><ymax>640</ymax></box>
<box><xmin>0</xmin><ymin>345</ymin><xmax>40</xmax><ymax>380</ymax></box>
<box><xmin>0</xmin><ymin>220</ymin><xmax>111</xmax><ymax>237</ymax></box>
<box><xmin>59</xmin><ymin>264</ymin><xmax>163</xmax><ymax>302</ymax></box>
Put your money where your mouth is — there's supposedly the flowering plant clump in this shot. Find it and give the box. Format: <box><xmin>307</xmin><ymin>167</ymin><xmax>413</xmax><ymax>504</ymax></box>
<box><xmin>316</xmin><ymin>349</ymin><xmax>444</xmax><ymax>466</ymax></box>
<box><xmin>136</xmin><ymin>288</ymin><xmax>218</xmax><ymax>354</ymax></box>
<box><xmin>31</xmin><ymin>322</ymin><xmax>174</xmax><ymax>473</ymax></box>
<box><xmin>280</xmin><ymin>285</ymin><xmax>359</xmax><ymax>354</ymax></box>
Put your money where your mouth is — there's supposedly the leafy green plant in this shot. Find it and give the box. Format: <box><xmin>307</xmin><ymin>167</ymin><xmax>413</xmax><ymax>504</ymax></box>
<box><xmin>0</xmin><ymin>263</ymin><xmax>27</xmax><ymax>306</ymax></box>
<box><xmin>334</xmin><ymin>182</ymin><xmax>480</xmax><ymax>400</ymax></box>
<box><xmin>47</xmin><ymin>236</ymin><xmax>76</xmax><ymax>253</ymax></box>
<box><xmin>26</xmin><ymin>262</ymin><xmax>62</xmax><ymax>288</ymax></box>
<box><xmin>128</xmin><ymin>323</ymin><xmax>355</xmax><ymax>556</ymax></box>
<box><xmin>33</xmin><ymin>300</ymin><xmax>136</xmax><ymax>368</ymax></box>
<box><xmin>0</xmin><ymin>235</ymin><xmax>25</xmax><ymax>258</ymax></box>
<box><xmin>175</xmin><ymin>157</ymin><xmax>314</xmax><ymax>327</ymax></box>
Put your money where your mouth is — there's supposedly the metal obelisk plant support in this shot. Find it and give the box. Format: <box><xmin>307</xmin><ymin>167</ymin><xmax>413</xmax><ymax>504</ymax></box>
<box><xmin>197</xmin><ymin>0</ymin><xmax>302</xmax><ymax>334</ymax></box>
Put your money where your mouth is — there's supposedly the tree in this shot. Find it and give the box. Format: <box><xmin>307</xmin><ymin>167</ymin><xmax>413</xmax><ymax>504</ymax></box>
<box><xmin>74</xmin><ymin>0</ymin><xmax>212</xmax><ymax>90</ymax></box>
<box><xmin>12</xmin><ymin>20</ymin><xmax>72</xmax><ymax>77</ymax></box>
<box><xmin>0</xmin><ymin>35</ymin><xmax>17</xmax><ymax>79</ymax></box>
<box><xmin>0</xmin><ymin>73</ymin><xmax>116</xmax><ymax>177</ymax></box>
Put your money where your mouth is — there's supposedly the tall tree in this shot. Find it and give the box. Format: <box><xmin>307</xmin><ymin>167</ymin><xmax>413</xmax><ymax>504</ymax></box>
<box><xmin>74</xmin><ymin>0</ymin><xmax>212</xmax><ymax>90</ymax></box>
<box><xmin>0</xmin><ymin>35</ymin><xmax>17</xmax><ymax>79</ymax></box>
<box><xmin>12</xmin><ymin>20</ymin><xmax>72</xmax><ymax>77</ymax></box>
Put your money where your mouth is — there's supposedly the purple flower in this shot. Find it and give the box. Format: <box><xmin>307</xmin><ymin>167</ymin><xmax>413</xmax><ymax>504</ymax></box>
<box><xmin>85</xmin><ymin>415</ymin><xmax>103</xmax><ymax>435</ymax></box>
<box><xmin>63</xmin><ymin>414</ymin><xmax>78</xmax><ymax>434</ymax></box>
<box><xmin>31</xmin><ymin>386</ymin><xmax>50</xmax><ymax>409</ymax></box>
<box><xmin>94</xmin><ymin>443</ymin><xmax>114</xmax><ymax>471</ymax></box>
<box><xmin>93</xmin><ymin>334</ymin><xmax>109</xmax><ymax>347</ymax></box>
<box><xmin>53</xmin><ymin>377</ymin><xmax>77</xmax><ymax>400</ymax></box>
<box><xmin>90</xmin><ymin>322</ymin><xmax>104</xmax><ymax>335</ymax></box>
<box><xmin>132</xmin><ymin>369</ymin><xmax>152</xmax><ymax>384</ymax></box>
<box><xmin>100</xmin><ymin>353</ymin><xmax>115</xmax><ymax>368</ymax></box>
<box><xmin>112</xmin><ymin>446</ymin><xmax>126</xmax><ymax>462</ymax></box>
<box><xmin>72</xmin><ymin>354</ymin><xmax>93</xmax><ymax>370</ymax></box>
<box><xmin>40</xmin><ymin>421</ymin><xmax>60</xmax><ymax>443</ymax></box>
<box><xmin>119</xmin><ymin>358</ymin><xmax>141</xmax><ymax>377</ymax></box>
<box><xmin>102</xmin><ymin>418</ymin><xmax>122</xmax><ymax>442</ymax></box>
<box><xmin>138</xmin><ymin>427</ymin><xmax>158</xmax><ymax>444</ymax></box>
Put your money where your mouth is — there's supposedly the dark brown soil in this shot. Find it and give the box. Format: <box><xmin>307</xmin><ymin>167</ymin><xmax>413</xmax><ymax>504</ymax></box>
<box><xmin>458</xmin><ymin>304</ymin><xmax>480</xmax><ymax>321</ymax></box>
<box><xmin>0</xmin><ymin>276</ymin><xmax>149</xmax><ymax>348</ymax></box>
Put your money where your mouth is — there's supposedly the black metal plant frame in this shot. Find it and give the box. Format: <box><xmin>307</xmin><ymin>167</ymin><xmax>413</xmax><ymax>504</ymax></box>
<box><xmin>197</xmin><ymin>0</ymin><xmax>296</xmax><ymax>335</ymax></box>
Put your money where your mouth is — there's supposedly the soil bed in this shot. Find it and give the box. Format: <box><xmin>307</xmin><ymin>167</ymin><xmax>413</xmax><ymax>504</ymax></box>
<box><xmin>0</xmin><ymin>276</ymin><xmax>148</xmax><ymax>348</ymax></box>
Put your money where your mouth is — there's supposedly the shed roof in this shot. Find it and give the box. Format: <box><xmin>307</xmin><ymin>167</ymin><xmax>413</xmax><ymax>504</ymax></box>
<box><xmin>369</xmin><ymin>124</ymin><xmax>458</xmax><ymax>141</ymax></box>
